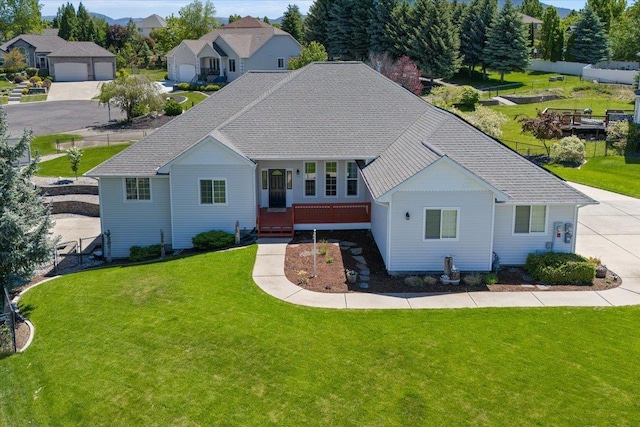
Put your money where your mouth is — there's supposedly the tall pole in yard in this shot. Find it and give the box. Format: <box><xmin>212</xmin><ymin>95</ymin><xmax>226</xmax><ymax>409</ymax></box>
<box><xmin>313</xmin><ymin>229</ymin><xmax>317</xmax><ymax>278</ymax></box>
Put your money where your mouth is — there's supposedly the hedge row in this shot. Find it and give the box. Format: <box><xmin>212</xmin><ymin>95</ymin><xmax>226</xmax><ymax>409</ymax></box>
<box><xmin>525</xmin><ymin>252</ymin><xmax>595</xmax><ymax>285</ymax></box>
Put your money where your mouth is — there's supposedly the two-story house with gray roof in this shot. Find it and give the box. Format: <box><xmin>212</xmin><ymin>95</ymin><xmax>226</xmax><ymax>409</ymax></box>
<box><xmin>166</xmin><ymin>16</ymin><xmax>300</xmax><ymax>83</ymax></box>
<box><xmin>87</xmin><ymin>62</ymin><xmax>596</xmax><ymax>272</ymax></box>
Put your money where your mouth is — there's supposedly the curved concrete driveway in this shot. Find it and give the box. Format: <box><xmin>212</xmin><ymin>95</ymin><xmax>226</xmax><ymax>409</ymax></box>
<box><xmin>252</xmin><ymin>183</ymin><xmax>640</xmax><ymax>309</ymax></box>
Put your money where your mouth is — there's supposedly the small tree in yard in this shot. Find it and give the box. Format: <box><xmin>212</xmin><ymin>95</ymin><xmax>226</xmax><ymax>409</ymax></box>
<box><xmin>67</xmin><ymin>147</ymin><xmax>82</xmax><ymax>179</ymax></box>
<box><xmin>98</xmin><ymin>74</ymin><xmax>165</xmax><ymax>122</ymax></box>
<box><xmin>550</xmin><ymin>136</ymin><xmax>586</xmax><ymax>165</ymax></box>
<box><xmin>0</xmin><ymin>108</ymin><xmax>56</xmax><ymax>291</ymax></box>
<box><xmin>3</xmin><ymin>49</ymin><xmax>26</xmax><ymax>73</ymax></box>
<box><xmin>369</xmin><ymin>53</ymin><xmax>423</xmax><ymax>96</ymax></box>
<box><xmin>519</xmin><ymin>110</ymin><xmax>563</xmax><ymax>156</ymax></box>
<box><xmin>288</xmin><ymin>42</ymin><xmax>328</xmax><ymax>70</ymax></box>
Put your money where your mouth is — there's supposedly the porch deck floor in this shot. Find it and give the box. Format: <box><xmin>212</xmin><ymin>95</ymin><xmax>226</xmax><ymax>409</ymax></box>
<box><xmin>258</xmin><ymin>208</ymin><xmax>294</xmax><ymax>237</ymax></box>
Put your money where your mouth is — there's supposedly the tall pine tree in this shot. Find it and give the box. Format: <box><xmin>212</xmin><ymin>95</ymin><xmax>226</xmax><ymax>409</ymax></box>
<box><xmin>539</xmin><ymin>6</ymin><xmax>564</xmax><ymax>62</ymax></box>
<box><xmin>281</xmin><ymin>4</ymin><xmax>304</xmax><ymax>42</ymax></box>
<box><xmin>304</xmin><ymin>0</ymin><xmax>335</xmax><ymax>47</ymax></box>
<box><xmin>483</xmin><ymin>0</ymin><xmax>530</xmax><ymax>83</ymax></box>
<box><xmin>386</xmin><ymin>0</ymin><xmax>413</xmax><ymax>58</ymax></box>
<box><xmin>327</xmin><ymin>0</ymin><xmax>352</xmax><ymax>58</ymax></box>
<box><xmin>76</xmin><ymin>2</ymin><xmax>94</xmax><ymax>42</ymax></box>
<box><xmin>369</xmin><ymin>0</ymin><xmax>399</xmax><ymax>54</ymax></box>
<box><xmin>460</xmin><ymin>0</ymin><xmax>496</xmax><ymax>75</ymax></box>
<box><xmin>410</xmin><ymin>0</ymin><xmax>461</xmax><ymax>81</ymax></box>
<box><xmin>57</xmin><ymin>2</ymin><xmax>78</xmax><ymax>41</ymax></box>
<box><xmin>350</xmin><ymin>0</ymin><xmax>374</xmax><ymax>60</ymax></box>
<box><xmin>567</xmin><ymin>5</ymin><xmax>610</xmax><ymax>63</ymax></box>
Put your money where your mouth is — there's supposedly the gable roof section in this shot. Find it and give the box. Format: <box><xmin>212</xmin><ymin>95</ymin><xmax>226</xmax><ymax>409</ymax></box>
<box><xmin>199</xmin><ymin>27</ymin><xmax>292</xmax><ymax>58</ymax></box>
<box><xmin>48</xmin><ymin>41</ymin><xmax>115</xmax><ymax>58</ymax></box>
<box><xmin>223</xmin><ymin>16</ymin><xmax>271</xmax><ymax>29</ymax></box>
<box><xmin>138</xmin><ymin>14</ymin><xmax>167</xmax><ymax>29</ymax></box>
<box><xmin>0</xmin><ymin>34</ymin><xmax>67</xmax><ymax>53</ymax></box>
<box><xmin>86</xmin><ymin>71</ymin><xmax>291</xmax><ymax>177</ymax></box>
<box><xmin>87</xmin><ymin>62</ymin><xmax>595</xmax><ymax>205</ymax></box>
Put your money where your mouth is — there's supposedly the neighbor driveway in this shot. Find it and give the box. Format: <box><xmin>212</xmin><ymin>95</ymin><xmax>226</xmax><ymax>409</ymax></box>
<box><xmin>46</xmin><ymin>81</ymin><xmax>104</xmax><ymax>101</ymax></box>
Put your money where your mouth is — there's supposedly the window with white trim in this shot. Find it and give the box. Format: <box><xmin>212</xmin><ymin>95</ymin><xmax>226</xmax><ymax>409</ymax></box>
<box><xmin>325</xmin><ymin>161</ymin><xmax>337</xmax><ymax>196</ymax></box>
<box><xmin>424</xmin><ymin>208</ymin><xmax>458</xmax><ymax>240</ymax></box>
<box><xmin>229</xmin><ymin>59</ymin><xmax>236</xmax><ymax>72</ymax></box>
<box><xmin>304</xmin><ymin>162</ymin><xmax>316</xmax><ymax>196</ymax></box>
<box><xmin>200</xmin><ymin>179</ymin><xmax>226</xmax><ymax>204</ymax></box>
<box><xmin>277</xmin><ymin>57</ymin><xmax>285</xmax><ymax>68</ymax></box>
<box><xmin>346</xmin><ymin>161</ymin><xmax>358</xmax><ymax>196</ymax></box>
<box><xmin>125</xmin><ymin>178</ymin><xmax>151</xmax><ymax>200</ymax></box>
<box><xmin>514</xmin><ymin>205</ymin><xmax>546</xmax><ymax>234</ymax></box>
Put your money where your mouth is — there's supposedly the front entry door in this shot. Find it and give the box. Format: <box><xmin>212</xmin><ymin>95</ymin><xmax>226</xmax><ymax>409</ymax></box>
<box><xmin>269</xmin><ymin>169</ymin><xmax>286</xmax><ymax>208</ymax></box>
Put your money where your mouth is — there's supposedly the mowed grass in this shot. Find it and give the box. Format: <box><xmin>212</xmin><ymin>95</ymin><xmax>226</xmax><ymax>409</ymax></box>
<box><xmin>20</xmin><ymin>94</ymin><xmax>47</xmax><ymax>102</ymax></box>
<box><xmin>446</xmin><ymin>69</ymin><xmax>582</xmax><ymax>94</ymax></box>
<box><xmin>170</xmin><ymin>90</ymin><xmax>208</xmax><ymax>110</ymax></box>
<box><xmin>36</xmin><ymin>143</ymin><xmax>130</xmax><ymax>177</ymax></box>
<box><xmin>126</xmin><ymin>67</ymin><xmax>167</xmax><ymax>81</ymax></box>
<box><xmin>31</xmin><ymin>134</ymin><xmax>84</xmax><ymax>156</ymax></box>
<box><xmin>548</xmin><ymin>156</ymin><xmax>640</xmax><ymax>198</ymax></box>
<box><xmin>2</xmin><ymin>247</ymin><xmax>640</xmax><ymax>425</ymax></box>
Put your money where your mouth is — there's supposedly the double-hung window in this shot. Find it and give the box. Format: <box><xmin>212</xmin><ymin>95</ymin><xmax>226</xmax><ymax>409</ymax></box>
<box><xmin>277</xmin><ymin>57</ymin><xmax>285</xmax><ymax>68</ymax></box>
<box><xmin>325</xmin><ymin>162</ymin><xmax>337</xmax><ymax>197</ymax></box>
<box><xmin>346</xmin><ymin>161</ymin><xmax>358</xmax><ymax>196</ymax></box>
<box><xmin>125</xmin><ymin>178</ymin><xmax>151</xmax><ymax>200</ymax></box>
<box><xmin>514</xmin><ymin>205</ymin><xmax>546</xmax><ymax>234</ymax></box>
<box><xmin>200</xmin><ymin>179</ymin><xmax>227</xmax><ymax>205</ymax></box>
<box><xmin>304</xmin><ymin>162</ymin><xmax>316</xmax><ymax>197</ymax></box>
<box><xmin>424</xmin><ymin>208</ymin><xmax>458</xmax><ymax>240</ymax></box>
<box><xmin>229</xmin><ymin>59</ymin><xmax>236</xmax><ymax>72</ymax></box>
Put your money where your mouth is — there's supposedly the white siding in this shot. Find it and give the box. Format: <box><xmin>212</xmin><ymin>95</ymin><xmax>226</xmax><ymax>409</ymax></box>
<box><xmin>388</xmin><ymin>190</ymin><xmax>494</xmax><ymax>272</ymax></box>
<box><xmin>169</xmin><ymin>140</ymin><xmax>255</xmax><ymax>249</ymax></box>
<box><xmin>493</xmin><ymin>204</ymin><xmax>577</xmax><ymax>265</ymax></box>
<box><xmin>99</xmin><ymin>177</ymin><xmax>172</xmax><ymax>258</ymax></box>
<box><xmin>257</xmin><ymin>160</ymin><xmax>367</xmax><ymax>207</ymax></box>
<box><xmin>370</xmin><ymin>198</ymin><xmax>389</xmax><ymax>269</ymax></box>
<box><xmin>245</xmin><ymin>36</ymin><xmax>301</xmax><ymax>73</ymax></box>
<box><xmin>169</xmin><ymin>44</ymin><xmax>198</xmax><ymax>82</ymax></box>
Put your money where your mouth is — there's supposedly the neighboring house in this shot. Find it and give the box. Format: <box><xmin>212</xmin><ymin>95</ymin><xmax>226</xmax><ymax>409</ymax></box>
<box><xmin>87</xmin><ymin>62</ymin><xmax>596</xmax><ymax>272</ymax></box>
<box><xmin>166</xmin><ymin>16</ymin><xmax>301</xmax><ymax>83</ymax></box>
<box><xmin>137</xmin><ymin>14</ymin><xmax>167</xmax><ymax>37</ymax></box>
<box><xmin>0</xmin><ymin>35</ymin><xmax>115</xmax><ymax>81</ymax></box>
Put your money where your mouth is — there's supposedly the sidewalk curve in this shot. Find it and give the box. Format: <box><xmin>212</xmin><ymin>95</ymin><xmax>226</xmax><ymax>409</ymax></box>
<box><xmin>252</xmin><ymin>183</ymin><xmax>640</xmax><ymax>309</ymax></box>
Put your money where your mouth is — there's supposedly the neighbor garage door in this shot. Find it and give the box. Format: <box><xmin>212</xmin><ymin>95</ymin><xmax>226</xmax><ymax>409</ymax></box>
<box><xmin>54</xmin><ymin>63</ymin><xmax>89</xmax><ymax>81</ymax></box>
<box><xmin>178</xmin><ymin>64</ymin><xmax>196</xmax><ymax>82</ymax></box>
<box><xmin>94</xmin><ymin>62</ymin><xmax>114</xmax><ymax>80</ymax></box>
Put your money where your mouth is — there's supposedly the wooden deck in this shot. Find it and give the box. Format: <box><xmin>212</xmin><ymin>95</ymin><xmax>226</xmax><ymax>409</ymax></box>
<box><xmin>257</xmin><ymin>203</ymin><xmax>371</xmax><ymax>238</ymax></box>
<box><xmin>543</xmin><ymin>108</ymin><xmax>634</xmax><ymax>134</ymax></box>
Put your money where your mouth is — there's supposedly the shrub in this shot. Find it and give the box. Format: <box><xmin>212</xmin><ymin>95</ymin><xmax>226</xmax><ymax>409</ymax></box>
<box><xmin>192</xmin><ymin>230</ymin><xmax>235</xmax><ymax>250</ymax></box>
<box><xmin>21</xmin><ymin>88</ymin><xmax>29</xmax><ymax>95</ymax></box>
<box><xmin>25</xmin><ymin>67</ymin><xmax>37</xmax><ymax>78</ymax></box>
<box><xmin>129</xmin><ymin>244</ymin><xmax>161</xmax><ymax>262</ymax></box>
<box><xmin>430</xmin><ymin>85</ymin><xmax>462</xmax><ymax>108</ymax></box>
<box><xmin>37</xmin><ymin>69</ymin><xmax>49</xmax><ymax>78</ymax></box>
<box><xmin>201</xmin><ymin>84</ymin><xmax>221</xmax><ymax>92</ymax></box>
<box><xmin>164</xmin><ymin>73</ymin><xmax>169</xmax><ymax>80</ymax></box>
<box><xmin>525</xmin><ymin>252</ymin><xmax>595</xmax><ymax>285</ymax></box>
<box><xmin>460</xmin><ymin>86</ymin><xmax>480</xmax><ymax>107</ymax></box>
<box><xmin>29</xmin><ymin>75</ymin><xmax>42</xmax><ymax>84</ymax></box>
<box><xmin>176</xmin><ymin>82</ymin><xmax>191</xmax><ymax>91</ymax></box>
<box><xmin>164</xmin><ymin>98</ymin><xmax>182</xmax><ymax>116</ymax></box>
<box><xmin>459</xmin><ymin>106</ymin><xmax>508</xmax><ymax>138</ymax></box>
<box><xmin>6</xmin><ymin>72</ymin><xmax>15</xmax><ymax>81</ymax></box>
<box><xmin>550</xmin><ymin>136</ymin><xmax>585</xmax><ymax>165</ymax></box>
<box><xmin>13</xmin><ymin>74</ymin><xmax>24</xmax><ymax>83</ymax></box>
<box><xmin>42</xmin><ymin>77</ymin><xmax>52</xmax><ymax>89</ymax></box>
<box><xmin>462</xmin><ymin>272</ymin><xmax>482</xmax><ymax>286</ymax></box>
<box><xmin>484</xmin><ymin>272</ymin><xmax>499</xmax><ymax>285</ymax></box>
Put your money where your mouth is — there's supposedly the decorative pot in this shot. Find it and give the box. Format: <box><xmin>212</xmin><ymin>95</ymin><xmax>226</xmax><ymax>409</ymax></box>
<box><xmin>596</xmin><ymin>265</ymin><xmax>607</xmax><ymax>279</ymax></box>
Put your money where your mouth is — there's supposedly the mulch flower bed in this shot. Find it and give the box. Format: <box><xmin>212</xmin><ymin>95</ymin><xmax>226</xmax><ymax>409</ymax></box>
<box><xmin>284</xmin><ymin>230</ymin><xmax>621</xmax><ymax>294</ymax></box>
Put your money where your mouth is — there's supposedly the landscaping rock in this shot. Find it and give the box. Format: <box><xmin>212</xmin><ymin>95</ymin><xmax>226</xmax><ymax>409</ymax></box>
<box><xmin>350</xmin><ymin>247</ymin><xmax>362</xmax><ymax>256</ymax></box>
<box><xmin>340</xmin><ymin>241</ymin><xmax>357</xmax><ymax>247</ymax></box>
<box><xmin>359</xmin><ymin>268</ymin><xmax>370</xmax><ymax>276</ymax></box>
<box><xmin>359</xmin><ymin>282</ymin><xmax>369</xmax><ymax>289</ymax></box>
<box><xmin>404</xmin><ymin>276</ymin><xmax>423</xmax><ymax>288</ymax></box>
<box><xmin>536</xmin><ymin>284</ymin><xmax>551</xmax><ymax>290</ymax></box>
<box><xmin>356</xmin><ymin>263</ymin><xmax>368</xmax><ymax>271</ymax></box>
<box><xmin>360</xmin><ymin>275</ymin><xmax>370</xmax><ymax>282</ymax></box>
<box><xmin>352</xmin><ymin>256</ymin><xmax>367</xmax><ymax>265</ymax></box>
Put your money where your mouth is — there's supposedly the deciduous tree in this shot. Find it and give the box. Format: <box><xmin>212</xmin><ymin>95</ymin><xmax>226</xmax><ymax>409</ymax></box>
<box><xmin>172</xmin><ymin>0</ymin><xmax>219</xmax><ymax>40</ymax></box>
<box><xmin>288</xmin><ymin>41</ymin><xmax>328</xmax><ymax>69</ymax></box>
<box><xmin>518</xmin><ymin>0</ymin><xmax>544</xmax><ymax>19</ymax></box>
<box><xmin>0</xmin><ymin>0</ymin><xmax>42</xmax><ymax>41</ymax></box>
<box><xmin>539</xmin><ymin>6</ymin><xmax>564</xmax><ymax>61</ymax></box>
<box><xmin>0</xmin><ymin>108</ymin><xmax>56</xmax><ymax>291</ymax></box>
<box><xmin>519</xmin><ymin>110</ymin><xmax>563</xmax><ymax>155</ymax></box>
<box><xmin>3</xmin><ymin>49</ymin><xmax>26</xmax><ymax>73</ymax></box>
<box><xmin>587</xmin><ymin>0</ymin><xmax>626</xmax><ymax>32</ymax></box>
<box><xmin>98</xmin><ymin>75</ymin><xmax>165</xmax><ymax>121</ymax></box>
<box><xmin>609</xmin><ymin>1</ymin><xmax>640</xmax><ymax>60</ymax></box>
<box><xmin>66</xmin><ymin>147</ymin><xmax>82</xmax><ymax>180</ymax></box>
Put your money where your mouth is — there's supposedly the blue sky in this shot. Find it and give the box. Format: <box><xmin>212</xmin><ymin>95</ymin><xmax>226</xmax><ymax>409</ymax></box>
<box><xmin>39</xmin><ymin>0</ymin><xmax>587</xmax><ymax>20</ymax></box>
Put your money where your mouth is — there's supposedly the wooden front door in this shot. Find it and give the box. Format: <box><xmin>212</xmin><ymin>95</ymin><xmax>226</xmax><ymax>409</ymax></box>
<box><xmin>269</xmin><ymin>169</ymin><xmax>286</xmax><ymax>208</ymax></box>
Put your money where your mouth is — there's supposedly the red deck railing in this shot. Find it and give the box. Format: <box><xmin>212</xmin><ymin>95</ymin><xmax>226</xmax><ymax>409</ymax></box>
<box><xmin>292</xmin><ymin>202</ymin><xmax>371</xmax><ymax>224</ymax></box>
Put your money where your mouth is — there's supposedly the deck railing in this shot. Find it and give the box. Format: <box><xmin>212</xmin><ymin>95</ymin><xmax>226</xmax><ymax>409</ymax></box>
<box><xmin>292</xmin><ymin>202</ymin><xmax>371</xmax><ymax>224</ymax></box>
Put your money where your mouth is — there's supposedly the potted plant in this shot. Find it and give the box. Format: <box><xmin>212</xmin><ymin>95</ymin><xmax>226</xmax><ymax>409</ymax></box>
<box><xmin>345</xmin><ymin>269</ymin><xmax>357</xmax><ymax>284</ymax></box>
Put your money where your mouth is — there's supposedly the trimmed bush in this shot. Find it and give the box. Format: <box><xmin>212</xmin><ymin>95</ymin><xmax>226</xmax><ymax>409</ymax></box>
<box><xmin>192</xmin><ymin>230</ymin><xmax>235</xmax><ymax>250</ymax></box>
<box><xmin>164</xmin><ymin>98</ymin><xmax>182</xmax><ymax>116</ymax></box>
<box><xmin>460</xmin><ymin>86</ymin><xmax>480</xmax><ymax>107</ymax></box>
<box><xmin>176</xmin><ymin>82</ymin><xmax>191</xmax><ymax>91</ymax></box>
<box><xmin>13</xmin><ymin>74</ymin><xmax>24</xmax><ymax>83</ymax></box>
<box><xmin>525</xmin><ymin>252</ymin><xmax>595</xmax><ymax>285</ymax></box>
<box><xmin>25</xmin><ymin>67</ymin><xmax>38</xmax><ymax>78</ymax></box>
<box><xmin>550</xmin><ymin>136</ymin><xmax>586</xmax><ymax>165</ymax></box>
<box><xmin>129</xmin><ymin>244</ymin><xmax>161</xmax><ymax>262</ymax></box>
<box><xmin>37</xmin><ymin>69</ymin><xmax>49</xmax><ymax>78</ymax></box>
<box><xmin>201</xmin><ymin>84</ymin><xmax>221</xmax><ymax>92</ymax></box>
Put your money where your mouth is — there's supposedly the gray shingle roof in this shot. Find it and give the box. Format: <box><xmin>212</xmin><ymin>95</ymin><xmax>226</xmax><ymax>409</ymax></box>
<box><xmin>138</xmin><ymin>14</ymin><xmax>167</xmax><ymax>29</ymax></box>
<box><xmin>87</xmin><ymin>62</ymin><xmax>595</xmax><ymax>205</ymax></box>
<box><xmin>48</xmin><ymin>41</ymin><xmax>115</xmax><ymax>57</ymax></box>
<box><xmin>199</xmin><ymin>27</ymin><xmax>291</xmax><ymax>58</ymax></box>
<box><xmin>0</xmin><ymin>34</ymin><xmax>67</xmax><ymax>53</ymax></box>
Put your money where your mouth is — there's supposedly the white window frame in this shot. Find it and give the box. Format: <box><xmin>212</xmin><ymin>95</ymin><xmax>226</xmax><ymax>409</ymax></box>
<box><xmin>304</xmin><ymin>161</ymin><xmax>317</xmax><ymax>198</ymax></box>
<box><xmin>277</xmin><ymin>57</ymin><xmax>285</xmax><ymax>68</ymax></box>
<box><xmin>512</xmin><ymin>205</ymin><xmax>547</xmax><ymax>235</ymax></box>
<box><xmin>229</xmin><ymin>58</ymin><xmax>236</xmax><ymax>72</ymax></box>
<box><xmin>423</xmin><ymin>208</ymin><xmax>460</xmax><ymax>241</ymax></box>
<box><xmin>123</xmin><ymin>177</ymin><xmax>152</xmax><ymax>202</ymax></box>
<box><xmin>325</xmin><ymin>161</ymin><xmax>338</xmax><ymax>198</ymax></box>
<box><xmin>345</xmin><ymin>161</ymin><xmax>359</xmax><ymax>197</ymax></box>
<box><xmin>199</xmin><ymin>178</ymin><xmax>228</xmax><ymax>206</ymax></box>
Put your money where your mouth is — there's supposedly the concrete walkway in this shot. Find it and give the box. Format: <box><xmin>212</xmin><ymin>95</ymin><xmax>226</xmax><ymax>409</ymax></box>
<box><xmin>252</xmin><ymin>183</ymin><xmax>640</xmax><ymax>309</ymax></box>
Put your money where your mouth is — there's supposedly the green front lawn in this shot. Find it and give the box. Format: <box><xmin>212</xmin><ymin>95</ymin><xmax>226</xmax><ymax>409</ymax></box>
<box><xmin>170</xmin><ymin>90</ymin><xmax>208</xmax><ymax>110</ymax></box>
<box><xmin>548</xmin><ymin>156</ymin><xmax>640</xmax><ymax>198</ymax></box>
<box><xmin>20</xmin><ymin>94</ymin><xmax>47</xmax><ymax>102</ymax></box>
<box><xmin>126</xmin><ymin>67</ymin><xmax>167</xmax><ymax>81</ymax></box>
<box><xmin>31</xmin><ymin>134</ymin><xmax>84</xmax><ymax>156</ymax></box>
<box><xmin>2</xmin><ymin>247</ymin><xmax>640</xmax><ymax>425</ymax></box>
<box><xmin>446</xmin><ymin>69</ymin><xmax>582</xmax><ymax>94</ymax></box>
<box><xmin>0</xmin><ymin>96</ymin><xmax>7</xmax><ymax>105</ymax></box>
<box><xmin>36</xmin><ymin>143</ymin><xmax>130</xmax><ymax>177</ymax></box>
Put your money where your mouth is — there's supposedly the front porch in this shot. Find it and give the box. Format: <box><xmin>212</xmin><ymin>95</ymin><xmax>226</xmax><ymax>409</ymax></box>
<box><xmin>257</xmin><ymin>203</ymin><xmax>372</xmax><ymax>237</ymax></box>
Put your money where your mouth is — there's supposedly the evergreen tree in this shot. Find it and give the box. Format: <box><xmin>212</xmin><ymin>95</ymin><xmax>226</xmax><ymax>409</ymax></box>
<box><xmin>483</xmin><ymin>0</ymin><xmax>530</xmax><ymax>83</ymax></box>
<box><xmin>460</xmin><ymin>0</ymin><xmax>496</xmax><ymax>75</ymax></box>
<box><xmin>539</xmin><ymin>6</ymin><xmax>564</xmax><ymax>62</ymax></box>
<box><xmin>76</xmin><ymin>2</ymin><xmax>93</xmax><ymax>41</ymax></box>
<box><xmin>0</xmin><ymin>109</ymin><xmax>55</xmax><ymax>291</ymax></box>
<box><xmin>386</xmin><ymin>0</ymin><xmax>412</xmax><ymax>58</ymax></box>
<box><xmin>410</xmin><ymin>0</ymin><xmax>461</xmax><ymax>81</ymax></box>
<box><xmin>326</xmin><ymin>0</ymin><xmax>352</xmax><ymax>59</ymax></box>
<box><xmin>304</xmin><ymin>0</ymin><xmax>335</xmax><ymax>47</ymax></box>
<box><xmin>519</xmin><ymin>0</ymin><xmax>544</xmax><ymax>19</ymax></box>
<box><xmin>450</xmin><ymin>0</ymin><xmax>467</xmax><ymax>29</ymax></box>
<box><xmin>263</xmin><ymin>16</ymin><xmax>271</xmax><ymax>24</ymax></box>
<box><xmin>567</xmin><ymin>5</ymin><xmax>610</xmax><ymax>63</ymax></box>
<box><xmin>369</xmin><ymin>0</ymin><xmax>399</xmax><ymax>54</ymax></box>
<box><xmin>57</xmin><ymin>2</ymin><xmax>78</xmax><ymax>41</ymax></box>
<box><xmin>228</xmin><ymin>14</ymin><xmax>241</xmax><ymax>23</ymax></box>
<box><xmin>139</xmin><ymin>41</ymin><xmax>152</xmax><ymax>68</ymax></box>
<box><xmin>281</xmin><ymin>4</ymin><xmax>304</xmax><ymax>42</ymax></box>
<box><xmin>349</xmin><ymin>0</ymin><xmax>374</xmax><ymax>60</ymax></box>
